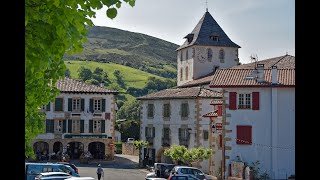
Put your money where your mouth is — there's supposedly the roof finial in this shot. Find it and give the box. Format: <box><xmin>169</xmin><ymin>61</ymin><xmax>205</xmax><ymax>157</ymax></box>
<box><xmin>206</xmin><ymin>0</ymin><xmax>208</xmax><ymax>12</ymax></box>
<box><xmin>286</xmin><ymin>51</ymin><xmax>288</xmax><ymax>55</ymax></box>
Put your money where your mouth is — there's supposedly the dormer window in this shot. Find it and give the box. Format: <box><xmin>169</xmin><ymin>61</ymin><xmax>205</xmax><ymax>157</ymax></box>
<box><xmin>184</xmin><ymin>33</ymin><xmax>194</xmax><ymax>44</ymax></box>
<box><xmin>210</xmin><ymin>36</ymin><xmax>219</xmax><ymax>41</ymax></box>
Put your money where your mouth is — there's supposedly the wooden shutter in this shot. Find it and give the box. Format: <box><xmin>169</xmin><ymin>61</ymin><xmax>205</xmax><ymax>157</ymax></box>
<box><xmin>152</xmin><ymin>127</ymin><xmax>155</xmax><ymax>137</ymax></box>
<box><xmin>178</xmin><ymin>128</ymin><xmax>182</xmax><ymax>140</ymax></box>
<box><xmin>45</xmin><ymin>120</ymin><xmax>50</xmax><ymax>133</ymax></box>
<box><xmin>102</xmin><ymin>99</ymin><xmax>106</xmax><ymax>112</ymax></box>
<box><xmin>105</xmin><ymin>113</ymin><xmax>111</xmax><ymax>120</ymax></box>
<box><xmin>46</xmin><ymin>103</ymin><xmax>51</xmax><ymax>111</ymax></box>
<box><xmin>217</xmin><ymin>105</ymin><xmax>222</xmax><ymax>116</ymax></box>
<box><xmin>246</xmin><ymin>126</ymin><xmax>252</xmax><ymax>144</ymax></box>
<box><xmin>68</xmin><ymin>98</ymin><xmax>72</xmax><ymax>111</ymax></box>
<box><xmin>236</xmin><ymin>126</ymin><xmax>241</xmax><ymax>144</ymax></box>
<box><xmin>252</xmin><ymin>92</ymin><xmax>260</xmax><ymax>110</ymax></box>
<box><xmin>219</xmin><ymin>134</ymin><xmax>222</xmax><ymax>148</ymax></box>
<box><xmin>89</xmin><ymin>99</ymin><xmax>93</xmax><ymax>113</ymax></box>
<box><xmin>81</xmin><ymin>99</ymin><xmax>85</xmax><ymax>111</ymax></box>
<box><xmin>55</xmin><ymin>98</ymin><xmax>63</xmax><ymax>111</ymax></box>
<box><xmin>68</xmin><ymin>120</ymin><xmax>72</xmax><ymax>133</ymax></box>
<box><xmin>101</xmin><ymin>120</ymin><xmax>105</xmax><ymax>133</ymax></box>
<box><xmin>237</xmin><ymin>126</ymin><xmax>252</xmax><ymax>145</ymax></box>
<box><xmin>80</xmin><ymin>120</ymin><xmax>84</xmax><ymax>133</ymax></box>
<box><xmin>62</xmin><ymin>120</ymin><xmax>67</xmax><ymax>133</ymax></box>
<box><xmin>229</xmin><ymin>92</ymin><xmax>237</xmax><ymax>110</ymax></box>
<box><xmin>89</xmin><ymin>120</ymin><xmax>93</xmax><ymax>133</ymax></box>
<box><xmin>145</xmin><ymin>127</ymin><xmax>148</xmax><ymax>137</ymax></box>
<box><xmin>151</xmin><ymin>149</ymin><xmax>156</xmax><ymax>162</ymax></box>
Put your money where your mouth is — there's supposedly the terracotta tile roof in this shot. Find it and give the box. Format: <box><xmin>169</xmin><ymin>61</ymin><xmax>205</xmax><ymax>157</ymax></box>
<box><xmin>209</xmin><ymin>69</ymin><xmax>295</xmax><ymax>87</ymax></box>
<box><xmin>210</xmin><ymin>100</ymin><xmax>224</xmax><ymax>105</ymax></box>
<box><xmin>56</xmin><ymin>77</ymin><xmax>118</xmax><ymax>94</ymax></box>
<box><xmin>230</xmin><ymin>55</ymin><xmax>295</xmax><ymax>69</ymax></box>
<box><xmin>178</xmin><ymin>74</ymin><xmax>214</xmax><ymax>88</ymax></box>
<box><xmin>202</xmin><ymin>110</ymin><xmax>218</xmax><ymax>117</ymax></box>
<box><xmin>137</xmin><ymin>87</ymin><xmax>222</xmax><ymax>100</ymax></box>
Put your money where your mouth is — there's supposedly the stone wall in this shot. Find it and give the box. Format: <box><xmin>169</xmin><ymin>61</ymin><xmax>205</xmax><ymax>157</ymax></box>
<box><xmin>122</xmin><ymin>143</ymin><xmax>139</xmax><ymax>156</ymax></box>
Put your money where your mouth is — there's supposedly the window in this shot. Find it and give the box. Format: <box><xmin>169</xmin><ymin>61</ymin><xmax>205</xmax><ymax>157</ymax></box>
<box><xmin>163</xmin><ymin>103</ymin><xmax>171</xmax><ymax>118</ymax></box>
<box><xmin>54</xmin><ymin>98</ymin><xmax>63</xmax><ymax>111</ymax></box>
<box><xmin>163</xmin><ymin>128</ymin><xmax>170</xmax><ymax>139</ymax></box>
<box><xmin>207</xmin><ymin>48</ymin><xmax>213</xmax><ymax>62</ymax></box>
<box><xmin>219</xmin><ymin>49</ymin><xmax>225</xmax><ymax>63</ymax></box>
<box><xmin>180</xmin><ymin>51</ymin><xmax>183</xmax><ymax>61</ymax></box>
<box><xmin>185</xmin><ymin>66</ymin><xmax>188</xmax><ymax>80</ymax></box>
<box><xmin>94</xmin><ymin>99</ymin><xmax>101</xmax><ymax>111</ymax></box>
<box><xmin>46</xmin><ymin>119</ymin><xmax>54</xmax><ymax>133</ymax></box>
<box><xmin>72</xmin><ymin>120</ymin><xmax>80</xmax><ymax>133</ymax></box>
<box><xmin>238</xmin><ymin>93</ymin><xmax>251</xmax><ymax>109</ymax></box>
<box><xmin>181</xmin><ymin>103</ymin><xmax>189</xmax><ymax>118</ymax></box>
<box><xmin>55</xmin><ymin>120</ymin><xmax>63</xmax><ymax>133</ymax></box>
<box><xmin>180</xmin><ymin>68</ymin><xmax>183</xmax><ymax>81</ymax></box>
<box><xmin>145</xmin><ymin>127</ymin><xmax>154</xmax><ymax>137</ymax></box>
<box><xmin>203</xmin><ymin>130</ymin><xmax>209</xmax><ymax>140</ymax></box>
<box><xmin>210</xmin><ymin>35</ymin><xmax>219</xmax><ymax>41</ymax></box>
<box><xmin>236</xmin><ymin>125</ymin><xmax>252</xmax><ymax>145</ymax></box>
<box><xmin>72</xmin><ymin>98</ymin><xmax>81</xmax><ymax>111</ymax></box>
<box><xmin>186</xmin><ymin>49</ymin><xmax>188</xmax><ymax>60</ymax></box>
<box><xmin>192</xmin><ymin>48</ymin><xmax>195</xmax><ymax>58</ymax></box>
<box><xmin>43</xmin><ymin>167</ymin><xmax>53</xmax><ymax>172</ymax></box>
<box><xmin>147</xmin><ymin>104</ymin><xmax>154</xmax><ymax>118</ymax></box>
<box><xmin>93</xmin><ymin>120</ymin><xmax>101</xmax><ymax>133</ymax></box>
<box><xmin>179</xmin><ymin>128</ymin><xmax>189</xmax><ymax>140</ymax></box>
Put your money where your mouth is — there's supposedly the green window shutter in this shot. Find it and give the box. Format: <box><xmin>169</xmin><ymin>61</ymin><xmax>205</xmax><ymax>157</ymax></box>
<box><xmin>46</xmin><ymin>102</ymin><xmax>51</xmax><ymax>111</ymax></box>
<box><xmin>145</xmin><ymin>127</ymin><xmax>148</xmax><ymax>137</ymax></box>
<box><xmin>68</xmin><ymin>120</ymin><xmax>72</xmax><ymax>133</ymax></box>
<box><xmin>101</xmin><ymin>120</ymin><xmax>105</xmax><ymax>133</ymax></box>
<box><xmin>68</xmin><ymin>98</ymin><xmax>72</xmax><ymax>111</ymax></box>
<box><xmin>89</xmin><ymin>99</ymin><xmax>93</xmax><ymax>113</ymax></box>
<box><xmin>45</xmin><ymin>120</ymin><xmax>50</xmax><ymax>133</ymax></box>
<box><xmin>50</xmin><ymin>120</ymin><xmax>54</xmax><ymax>133</ymax></box>
<box><xmin>81</xmin><ymin>99</ymin><xmax>85</xmax><ymax>112</ymax></box>
<box><xmin>152</xmin><ymin>127</ymin><xmax>155</xmax><ymax>137</ymax></box>
<box><xmin>80</xmin><ymin>120</ymin><xmax>84</xmax><ymax>133</ymax></box>
<box><xmin>46</xmin><ymin>120</ymin><xmax>54</xmax><ymax>133</ymax></box>
<box><xmin>186</xmin><ymin>103</ymin><xmax>189</xmax><ymax>117</ymax></box>
<box><xmin>181</xmin><ymin>104</ymin><xmax>185</xmax><ymax>117</ymax></box>
<box><xmin>178</xmin><ymin>128</ymin><xmax>182</xmax><ymax>139</ymax></box>
<box><xmin>147</xmin><ymin>104</ymin><xmax>154</xmax><ymax>118</ymax></box>
<box><xmin>89</xmin><ymin>120</ymin><xmax>93</xmax><ymax>133</ymax></box>
<box><xmin>63</xmin><ymin>120</ymin><xmax>67</xmax><ymax>133</ymax></box>
<box><xmin>102</xmin><ymin>99</ymin><xmax>106</xmax><ymax>112</ymax></box>
<box><xmin>55</xmin><ymin>98</ymin><xmax>63</xmax><ymax>111</ymax></box>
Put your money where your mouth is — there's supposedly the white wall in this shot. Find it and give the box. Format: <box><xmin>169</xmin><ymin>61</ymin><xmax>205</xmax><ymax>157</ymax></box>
<box><xmin>223</xmin><ymin>87</ymin><xmax>295</xmax><ymax>179</ymax></box>
<box><xmin>38</xmin><ymin>93</ymin><xmax>116</xmax><ymax>139</ymax></box>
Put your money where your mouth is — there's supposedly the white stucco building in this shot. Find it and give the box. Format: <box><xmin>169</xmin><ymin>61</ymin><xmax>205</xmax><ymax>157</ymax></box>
<box><xmin>208</xmin><ymin>55</ymin><xmax>295</xmax><ymax>179</ymax></box>
<box><xmin>32</xmin><ymin>77</ymin><xmax>118</xmax><ymax>160</ymax></box>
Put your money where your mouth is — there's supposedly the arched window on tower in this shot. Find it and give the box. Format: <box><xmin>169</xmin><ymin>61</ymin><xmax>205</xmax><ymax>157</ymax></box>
<box><xmin>207</xmin><ymin>48</ymin><xmax>213</xmax><ymax>62</ymax></box>
<box><xmin>186</xmin><ymin>49</ymin><xmax>188</xmax><ymax>60</ymax></box>
<box><xmin>180</xmin><ymin>51</ymin><xmax>183</xmax><ymax>61</ymax></box>
<box><xmin>180</xmin><ymin>68</ymin><xmax>183</xmax><ymax>81</ymax></box>
<box><xmin>219</xmin><ymin>49</ymin><xmax>225</xmax><ymax>63</ymax></box>
<box><xmin>185</xmin><ymin>66</ymin><xmax>188</xmax><ymax>80</ymax></box>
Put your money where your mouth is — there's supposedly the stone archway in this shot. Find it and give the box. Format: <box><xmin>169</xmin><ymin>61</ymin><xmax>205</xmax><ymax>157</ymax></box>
<box><xmin>33</xmin><ymin>141</ymin><xmax>49</xmax><ymax>161</ymax></box>
<box><xmin>67</xmin><ymin>141</ymin><xmax>84</xmax><ymax>159</ymax></box>
<box><xmin>88</xmin><ymin>142</ymin><xmax>106</xmax><ymax>159</ymax></box>
<box><xmin>156</xmin><ymin>147</ymin><xmax>173</xmax><ymax>163</ymax></box>
<box><xmin>53</xmin><ymin>141</ymin><xmax>63</xmax><ymax>153</ymax></box>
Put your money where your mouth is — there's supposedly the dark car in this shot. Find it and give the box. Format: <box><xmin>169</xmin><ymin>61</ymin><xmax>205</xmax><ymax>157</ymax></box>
<box><xmin>56</xmin><ymin>162</ymin><xmax>78</xmax><ymax>174</ymax></box>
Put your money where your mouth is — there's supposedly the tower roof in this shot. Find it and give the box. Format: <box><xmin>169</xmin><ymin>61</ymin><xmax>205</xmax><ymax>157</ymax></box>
<box><xmin>177</xmin><ymin>11</ymin><xmax>241</xmax><ymax>51</ymax></box>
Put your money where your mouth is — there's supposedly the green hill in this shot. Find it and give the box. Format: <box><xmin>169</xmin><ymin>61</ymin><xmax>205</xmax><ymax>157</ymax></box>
<box><xmin>64</xmin><ymin>26</ymin><xmax>179</xmax><ymax>79</ymax></box>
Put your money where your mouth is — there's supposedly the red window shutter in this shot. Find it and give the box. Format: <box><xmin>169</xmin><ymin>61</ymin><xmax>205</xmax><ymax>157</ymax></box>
<box><xmin>229</xmin><ymin>92</ymin><xmax>237</xmax><ymax>110</ymax></box>
<box><xmin>247</xmin><ymin>126</ymin><xmax>252</xmax><ymax>144</ymax></box>
<box><xmin>252</xmin><ymin>92</ymin><xmax>260</xmax><ymax>110</ymax></box>
<box><xmin>236</xmin><ymin>126</ymin><xmax>241</xmax><ymax>144</ymax></box>
<box><xmin>217</xmin><ymin>105</ymin><xmax>222</xmax><ymax>116</ymax></box>
<box><xmin>219</xmin><ymin>134</ymin><xmax>222</xmax><ymax>147</ymax></box>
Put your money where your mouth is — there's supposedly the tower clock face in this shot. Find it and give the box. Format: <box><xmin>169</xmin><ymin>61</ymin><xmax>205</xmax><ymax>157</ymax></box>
<box><xmin>196</xmin><ymin>48</ymin><xmax>206</xmax><ymax>63</ymax></box>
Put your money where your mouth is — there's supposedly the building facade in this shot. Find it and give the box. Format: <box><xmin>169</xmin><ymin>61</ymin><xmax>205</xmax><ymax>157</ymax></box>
<box><xmin>32</xmin><ymin>78</ymin><xmax>118</xmax><ymax>160</ymax></box>
<box><xmin>209</xmin><ymin>55</ymin><xmax>295</xmax><ymax>179</ymax></box>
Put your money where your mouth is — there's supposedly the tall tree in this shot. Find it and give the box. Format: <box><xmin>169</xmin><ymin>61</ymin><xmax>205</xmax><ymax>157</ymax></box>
<box><xmin>25</xmin><ymin>0</ymin><xmax>136</xmax><ymax>157</ymax></box>
<box><xmin>78</xmin><ymin>66</ymin><xmax>93</xmax><ymax>81</ymax></box>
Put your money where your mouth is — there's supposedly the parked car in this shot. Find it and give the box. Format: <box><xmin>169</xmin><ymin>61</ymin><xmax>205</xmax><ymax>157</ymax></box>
<box><xmin>170</xmin><ymin>166</ymin><xmax>216</xmax><ymax>180</ymax></box>
<box><xmin>34</xmin><ymin>172</ymin><xmax>72</xmax><ymax>180</ymax></box>
<box><xmin>65</xmin><ymin>177</ymin><xmax>95</xmax><ymax>180</ymax></box>
<box><xmin>127</xmin><ymin>138</ymin><xmax>135</xmax><ymax>143</ymax></box>
<box><xmin>168</xmin><ymin>174</ymin><xmax>201</xmax><ymax>180</ymax></box>
<box><xmin>145</xmin><ymin>178</ymin><xmax>167</xmax><ymax>180</ymax></box>
<box><xmin>26</xmin><ymin>162</ymin><xmax>80</xmax><ymax>180</ymax></box>
<box><xmin>56</xmin><ymin>162</ymin><xmax>79</xmax><ymax>174</ymax></box>
<box><xmin>145</xmin><ymin>163</ymin><xmax>176</xmax><ymax>179</ymax></box>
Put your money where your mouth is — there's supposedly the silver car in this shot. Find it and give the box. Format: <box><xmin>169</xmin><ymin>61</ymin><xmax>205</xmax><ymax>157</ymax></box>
<box><xmin>35</xmin><ymin>172</ymin><xmax>72</xmax><ymax>180</ymax></box>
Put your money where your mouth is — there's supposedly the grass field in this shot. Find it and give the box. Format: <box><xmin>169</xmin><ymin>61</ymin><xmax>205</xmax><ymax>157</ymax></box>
<box><xmin>65</xmin><ymin>60</ymin><xmax>169</xmax><ymax>90</ymax></box>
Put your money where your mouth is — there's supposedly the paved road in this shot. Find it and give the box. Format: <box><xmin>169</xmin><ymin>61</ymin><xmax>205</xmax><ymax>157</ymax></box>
<box><xmin>72</xmin><ymin>154</ymin><xmax>150</xmax><ymax>180</ymax></box>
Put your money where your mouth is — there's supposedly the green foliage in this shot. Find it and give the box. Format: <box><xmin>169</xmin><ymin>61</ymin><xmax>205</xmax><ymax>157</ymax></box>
<box><xmin>25</xmin><ymin>0</ymin><xmax>136</xmax><ymax>157</ymax></box>
<box><xmin>117</xmin><ymin>99</ymin><xmax>140</xmax><ymax>121</ymax></box>
<box><xmin>113</xmin><ymin>70</ymin><xmax>126</xmax><ymax>89</ymax></box>
<box><xmin>85</xmin><ymin>79</ymin><xmax>100</xmax><ymax>86</ymax></box>
<box><xmin>65</xmin><ymin>68</ymin><xmax>71</xmax><ymax>77</ymax></box>
<box><xmin>93</xmin><ymin>67</ymin><xmax>104</xmax><ymax>75</ymax></box>
<box><xmin>114</xmin><ymin>142</ymin><xmax>122</xmax><ymax>154</ymax></box>
<box><xmin>133</xmin><ymin>140</ymin><xmax>149</xmax><ymax>150</ymax></box>
<box><xmin>246</xmin><ymin>160</ymin><xmax>270</xmax><ymax>180</ymax></box>
<box><xmin>118</xmin><ymin>120</ymin><xmax>140</xmax><ymax>141</ymax></box>
<box><xmin>78</xmin><ymin>66</ymin><xmax>93</xmax><ymax>81</ymax></box>
<box><xmin>164</xmin><ymin>145</ymin><xmax>213</xmax><ymax>165</ymax></box>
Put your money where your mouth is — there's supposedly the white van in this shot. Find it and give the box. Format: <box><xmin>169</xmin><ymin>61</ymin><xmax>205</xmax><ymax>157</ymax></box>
<box><xmin>127</xmin><ymin>138</ymin><xmax>135</xmax><ymax>143</ymax></box>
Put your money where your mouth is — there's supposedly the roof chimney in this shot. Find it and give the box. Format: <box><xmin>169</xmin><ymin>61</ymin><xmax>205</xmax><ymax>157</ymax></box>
<box><xmin>256</xmin><ymin>64</ymin><xmax>264</xmax><ymax>83</ymax></box>
<box><xmin>271</xmin><ymin>65</ymin><xmax>278</xmax><ymax>84</ymax></box>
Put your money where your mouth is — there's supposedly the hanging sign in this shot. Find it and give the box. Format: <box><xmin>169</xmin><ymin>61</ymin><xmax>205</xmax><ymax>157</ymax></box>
<box><xmin>215</xmin><ymin>123</ymin><xmax>223</xmax><ymax>130</ymax></box>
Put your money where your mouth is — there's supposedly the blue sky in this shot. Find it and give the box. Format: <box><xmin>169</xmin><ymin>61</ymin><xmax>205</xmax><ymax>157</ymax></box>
<box><xmin>91</xmin><ymin>0</ymin><xmax>295</xmax><ymax>64</ymax></box>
